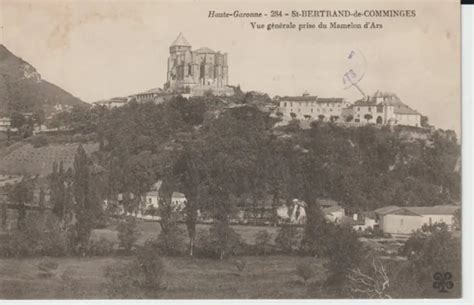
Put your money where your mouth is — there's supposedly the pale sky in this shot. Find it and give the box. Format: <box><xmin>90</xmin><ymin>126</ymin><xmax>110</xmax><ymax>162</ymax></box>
<box><xmin>0</xmin><ymin>0</ymin><xmax>460</xmax><ymax>133</ymax></box>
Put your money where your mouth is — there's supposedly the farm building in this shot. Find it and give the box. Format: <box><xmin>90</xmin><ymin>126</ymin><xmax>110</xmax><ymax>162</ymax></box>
<box><xmin>171</xmin><ymin>192</ymin><xmax>187</xmax><ymax>212</ymax></box>
<box><xmin>322</xmin><ymin>205</ymin><xmax>345</xmax><ymax>223</ymax></box>
<box><xmin>377</xmin><ymin>205</ymin><xmax>459</xmax><ymax>237</ymax></box>
<box><xmin>352</xmin><ymin>211</ymin><xmax>378</xmax><ymax>231</ymax></box>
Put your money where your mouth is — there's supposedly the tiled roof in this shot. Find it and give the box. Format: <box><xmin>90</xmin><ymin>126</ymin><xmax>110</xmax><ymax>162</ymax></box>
<box><xmin>194</xmin><ymin>47</ymin><xmax>215</xmax><ymax>53</ymax></box>
<box><xmin>323</xmin><ymin>205</ymin><xmax>344</xmax><ymax>214</ymax></box>
<box><xmin>374</xmin><ymin>205</ymin><xmax>401</xmax><ymax>215</ymax></box>
<box><xmin>353</xmin><ymin>98</ymin><xmax>377</xmax><ymax>106</ymax></box>
<box><xmin>280</xmin><ymin>96</ymin><xmax>317</xmax><ymax>102</ymax></box>
<box><xmin>393</xmin><ymin>104</ymin><xmax>420</xmax><ymax>115</ymax></box>
<box><xmin>404</xmin><ymin>205</ymin><xmax>459</xmax><ymax>216</ymax></box>
<box><xmin>172</xmin><ymin>192</ymin><xmax>186</xmax><ymax>199</ymax></box>
<box><xmin>280</xmin><ymin>96</ymin><xmax>344</xmax><ymax>103</ymax></box>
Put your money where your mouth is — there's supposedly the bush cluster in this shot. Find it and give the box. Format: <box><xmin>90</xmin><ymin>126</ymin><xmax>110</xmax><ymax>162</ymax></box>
<box><xmin>3</xmin><ymin>212</ymin><xmax>67</xmax><ymax>257</ymax></box>
<box><xmin>104</xmin><ymin>242</ymin><xmax>165</xmax><ymax>298</ymax></box>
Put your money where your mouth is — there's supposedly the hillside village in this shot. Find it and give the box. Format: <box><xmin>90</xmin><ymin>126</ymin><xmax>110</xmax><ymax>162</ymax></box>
<box><xmin>0</xmin><ymin>34</ymin><xmax>462</xmax><ymax>298</ymax></box>
<box><xmin>0</xmin><ymin>36</ymin><xmax>458</xmax><ymax>240</ymax></box>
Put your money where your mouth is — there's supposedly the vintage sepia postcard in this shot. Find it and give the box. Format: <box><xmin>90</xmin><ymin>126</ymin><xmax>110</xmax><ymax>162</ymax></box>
<box><xmin>0</xmin><ymin>0</ymin><xmax>465</xmax><ymax>301</ymax></box>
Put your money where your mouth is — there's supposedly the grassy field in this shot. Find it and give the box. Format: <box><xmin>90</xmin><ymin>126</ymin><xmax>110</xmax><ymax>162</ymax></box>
<box><xmin>0</xmin><ymin>255</ymin><xmax>326</xmax><ymax>299</ymax></box>
<box><xmin>0</xmin><ymin>221</ymin><xmax>320</xmax><ymax>299</ymax></box>
<box><xmin>92</xmin><ymin>221</ymin><xmax>283</xmax><ymax>246</ymax></box>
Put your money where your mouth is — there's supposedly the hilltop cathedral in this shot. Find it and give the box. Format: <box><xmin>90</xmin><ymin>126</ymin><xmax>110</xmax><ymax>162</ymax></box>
<box><xmin>163</xmin><ymin>33</ymin><xmax>233</xmax><ymax>96</ymax></box>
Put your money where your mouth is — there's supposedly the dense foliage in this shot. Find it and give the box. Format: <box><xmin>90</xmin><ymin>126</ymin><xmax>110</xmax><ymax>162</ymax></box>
<box><xmin>72</xmin><ymin>97</ymin><xmax>460</xmax><ymax>219</ymax></box>
<box><xmin>46</xmin><ymin>95</ymin><xmax>461</xmax><ymax>263</ymax></box>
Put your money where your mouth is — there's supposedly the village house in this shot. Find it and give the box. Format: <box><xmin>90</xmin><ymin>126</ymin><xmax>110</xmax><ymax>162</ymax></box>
<box><xmin>351</xmin><ymin>211</ymin><xmax>378</xmax><ymax>231</ymax></box>
<box><xmin>93</xmin><ymin>97</ymin><xmax>128</xmax><ymax>109</ymax></box>
<box><xmin>277</xmin><ymin>93</ymin><xmax>350</xmax><ymax>122</ymax></box>
<box><xmin>276</xmin><ymin>199</ymin><xmax>307</xmax><ymax>225</ymax></box>
<box><xmin>0</xmin><ymin>117</ymin><xmax>12</xmax><ymax>132</ymax></box>
<box><xmin>322</xmin><ymin>205</ymin><xmax>345</xmax><ymax>223</ymax></box>
<box><xmin>376</xmin><ymin>205</ymin><xmax>459</xmax><ymax>237</ymax></box>
<box><xmin>276</xmin><ymin>198</ymin><xmax>344</xmax><ymax>225</ymax></box>
<box><xmin>276</xmin><ymin>91</ymin><xmax>423</xmax><ymax>128</ymax></box>
<box><xmin>171</xmin><ymin>191</ymin><xmax>187</xmax><ymax>212</ymax></box>
<box><xmin>144</xmin><ymin>191</ymin><xmax>160</xmax><ymax>209</ymax></box>
<box><xmin>345</xmin><ymin>91</ymin><xmax>422</xmax><ymax>127</ymax></box>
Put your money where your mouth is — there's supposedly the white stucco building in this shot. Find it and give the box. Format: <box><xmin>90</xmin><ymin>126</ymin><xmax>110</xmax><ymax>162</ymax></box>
<box><xmin>0</xmin><ymin>117</ymin><xmax>11</xmax><ymax>131</ymax></box>
<box><xmin>376</xmin><ymin>205</ymin><xmax>459</xmax><ymax>237</ymax></box>
<box><xmin>346</xmin><ymin>91</ymin><xmax>422</xmax><ymax>127</ymax></box>
<box><xmin>277</xmin><ymin>93</ymin><xmax>350</xmax><ymax>122</ymax></box>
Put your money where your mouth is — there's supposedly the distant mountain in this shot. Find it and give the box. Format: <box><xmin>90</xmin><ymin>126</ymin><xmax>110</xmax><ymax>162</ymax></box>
<box><xmin>0</xmin><ymin>44</ymin><xmax>88</xmax><ymax>117</ymax></box>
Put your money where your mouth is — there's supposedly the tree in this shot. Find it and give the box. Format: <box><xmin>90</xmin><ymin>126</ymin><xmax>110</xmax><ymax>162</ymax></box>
<box><xmin>72</xmin><ymin>145</ymin><xmax>104</xmax><ymax>249</ymax></box>
<box><xmin>275</xmin><ymin>225</ymin><xmax>299</xmax><ymax>253</ymax></box>
<box><xmin>290</xmin><ymin>112</ymin><xmax>297</xmax><ymax>119</ymax></box>
<box><xmin>254</xmin><ymin>229</ymin><xmax>271</xmax><ymax>255</ymax></box>
<box><xmin>8</xmin><ymin>179</ymin><xmax>34</xmax><ymax>229</ymax></box>
<box><xmin>38</xmin><ymin>187</ymin><xmax>46</xmax><ymax>212</ymax></box>
<box><xmin>209</xmin><ymin>220</ymin><xmax>242</xmax><ymax>259</ymax></box>
<box><xmin>453</xmin><ymin>208</ymin><xmax>461</xmax><ymax>230</ymax></box>
<box><xmin>10</xmin><ymin>112</ymin><xmax>26</xmax><ymax>129</ymax></box>
<box><xmin>117</xmin><ymin>216</ymin><xmax>140</xmax><ymax>252</ymax></box>
<box><xmin>393</xmin><ymin>223</ymin><xmax>461</xmax><ymax>297</ymax></box>
<box><xmin>325</xmin><ymin>224</ymin><xmax>366</xmax><ymax>287</ymax></box>
<box><xmin>301</xmin><ymin>203</ymin><xmax>331</xmax><ymax>256</ymax></box>
<box><xmin>346</xmin><ymin>115</ymin><xmax>354</xmax><ymax>122</ymax></box>
<box><xmin>421</xmin><ymin>115</ymin><xmax>429</xmax><ymax>127</ymax></box>
<box><xmin>318</xmin><ymin>114</ymin><xmax>325</xmax><ymax>121</ymax></box>
<box><xmin>50</xmin><ymin>161</ymin><xmax>69</xmax><ymax>221</ymax></box>
<box><xmin>364</xmin><ymin>114</ymin><xmax>373</xmax><ymax>123</ymax></box>
<box><xmin>173</xmin><ymin>144</ymin><xmax>205</xmax><ymax>256</ymax></box>
<box><xmin>346</xmin><ymin>257</ymin><xmax>391</xmax><ymax>298</ymax></box>
<box><xmin>104</xmin><ymin>242</ymin><xmax>165</xmax><ymax>298</ymax></box>
<box><xmin>32</xmin><ymin>109</ymin><xmax>46</xmax><ymax>129</ymax></box>
<box><xmin>1</xmin><ymin>202</ymin><xmax>7</xmax><ymax>231</ymax></box>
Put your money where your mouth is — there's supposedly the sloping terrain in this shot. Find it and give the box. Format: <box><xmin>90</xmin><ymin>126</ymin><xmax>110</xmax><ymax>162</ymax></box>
<box><xmin>0</xmin><ymin>45</ymin><xmax>87</xmax><ymax>116</ymax></box>
<box><xmin>0</xmin><ymin>142</ymin><xmax>99</xmax><ymax>176</ymax></box>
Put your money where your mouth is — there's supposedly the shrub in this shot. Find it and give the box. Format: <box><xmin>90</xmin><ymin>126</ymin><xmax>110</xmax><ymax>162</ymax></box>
<box><xmin>209</xmin><ymin>221</ymin><xmax>242</xmax><ymax>259</ymax></box>
<box><xmin>393</xmin><ymin>223</ymin><xmax>461</xmax><ymax>298</ymax></box>
<box><xmin>233</xmin><ymin>259</ymin><xmax>246</xmax><ymax>275</ymax></box>
<box><xmin>296</xmin><ymin>261</ymin><xmax>314</xmax><ymax>285</ymax></box>
<box><xmin>194</xmin><ymin>231</ymin><xmax>214</xmax><ymax>258</ymax></box>
<box><xmin>36</xmin><ymin>257</ymin><xmax>59</xmax><ymax>278</ymax></box>
<box><xmin>195</xmin><ymin>222</ymin><xmax>242</xmax><ymax>259</ymax></box>
<box><xmin>85</xmin><ymin>237</ymin><xmax>115</xmax><ymax>256</ymax></box>
<box><xmin>30</xmin><ymin>135</ymin><xmax>49</xmax><ymax>148</ymax></box>
<box><xmin>104</xmin><ymin>243</ymin><xmax>165</xmax><ymax>298</ymax></box>
<box><xmin>324</xmin><ymin>224</ymin><xmax>366</xmax><ymax>288</ymax></box>
<box><xmin>155</xmin><ymin>223</ymin><xmax>186</xmax><ymax>256</ymax></box>
<box><xmin>275</xmin><ymin>225</ymin><xmax>299</xmax><ymax>254</ymax></box>
<box><xmin>7</xmin><ymin>212</ymin><xmax>67</xmax><ymax>257</ymax></box>
<box><xmin>254</xmin><ymin>230</ymin><xmax>271</xmax><ymax>255</ymax></box>
<box><xmin>58</xmin><ymin>268</ymin><xmax>87</xmax><ymax>298</ymax></box>
<box><xmin>117</xmin><ymin>216</ymin><xmax>140</xmax><ymax>252</ymax></box>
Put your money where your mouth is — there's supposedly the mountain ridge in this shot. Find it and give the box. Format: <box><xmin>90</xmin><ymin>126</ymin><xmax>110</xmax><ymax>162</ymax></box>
<box><xmin>0</xmin><ymin>44</ymin><xmax>88</xmax><ymax>117</ymax></box>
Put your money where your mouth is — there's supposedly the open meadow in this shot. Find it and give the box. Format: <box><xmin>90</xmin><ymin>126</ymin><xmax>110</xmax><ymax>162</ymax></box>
<box><xmin>0</xmin><ymin>255</ymin><xmax>325</xmax><ymax>299</ymax></box>
<box><xmin>92</xmin><ymin>221</ymin><xmax>282</xmax><ymax>246</ymax></box>
<box><xmin>0</xmin><ymin>221</ymin><xmax>323</xmax><ymax>299</ymax></box>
